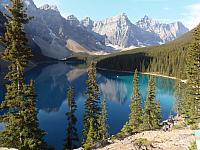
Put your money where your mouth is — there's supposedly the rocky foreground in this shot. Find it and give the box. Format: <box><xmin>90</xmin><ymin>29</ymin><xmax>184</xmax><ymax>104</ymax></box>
<box><xmin>0</xmin><ymin>129</ymin><xmax>195</xmax><ymax>150</ymax></box>
<box><xmin>95</xmin><ymin>129</ymin><xmax>195</xmax><ymax>150</ymax></box>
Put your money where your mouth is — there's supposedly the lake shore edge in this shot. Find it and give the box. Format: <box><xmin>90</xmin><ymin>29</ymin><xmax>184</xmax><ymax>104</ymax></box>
<box><xmin>97</xmin><ymin>67</ymin><xmax>187</xmax><ymax>83</ymax></box>
<box><xmin>142</xmin><ymin>72</ymin><xmax>187</xmax><ymax>83</ymax></box>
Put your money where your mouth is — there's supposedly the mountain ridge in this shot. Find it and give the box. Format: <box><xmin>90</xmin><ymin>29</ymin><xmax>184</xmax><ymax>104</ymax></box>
<box><xmin>81</xmin><ymin>13</ymin><xmax>189</xmax><ymax>49</ymax></box>
<box><xmin>136</xmin><ymin>15</ymin><xmax>189</xmax><ymax>43</ymax></box>
<box><xmin>0</xmin><ymin>0</ymin><xmax>189</xmax><ymax>60</ymax></box>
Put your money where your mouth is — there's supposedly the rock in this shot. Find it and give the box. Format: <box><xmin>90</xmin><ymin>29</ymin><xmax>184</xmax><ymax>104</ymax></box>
<box><xmin>136</xmin><ymin>15</ymin><xmax>189</xmax><ymax>43</ymax></box>
<box><xmin>92</xmin><ymin>13</ymin><xmax>162</xmax><ymax>48</ymax></box>
<box><xmin>95</xmin><ymin>129</ymin><xmax>195</xmax><ymax>150</ymax></box>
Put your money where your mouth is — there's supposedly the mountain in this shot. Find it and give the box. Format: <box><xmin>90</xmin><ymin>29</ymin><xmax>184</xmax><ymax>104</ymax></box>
<box><xmin>24</xmin><ymin>1</ymin><xmax>107</xmax><ymax>59</ymax></box>
<box><xmin>0</xmin><ymin>0</ymin><xmax>107</xmax><ymax>59</ymax></box>
<box><xmin>136</xmin><ymin>15</ymin><xmax>189</xmax><ymax>43</ymax></box>
<box><xmin>0</xmin><ymin>0</ymin><xmax>189</xmax><ymax>60</ymax></box>
<box><xmin>91</xmin><ymin>13</ymin><xmax>162</xmax><ymax>48</ymax></box>
<box><xmin>81</xmin><ymin>13</ymin><xmax>188</xmax><ymax>49</ymax></box>
<box><xmin>81</xmin><ymin>17</ymin><xmax>94</xmax><ymax>31</ymax></box>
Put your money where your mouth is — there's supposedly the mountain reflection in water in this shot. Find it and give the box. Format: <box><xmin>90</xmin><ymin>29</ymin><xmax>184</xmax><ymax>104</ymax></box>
<box><xmin>0</xmin><ymin>62</ymin><xmax>176</xmax><ymax>150</ymax></box>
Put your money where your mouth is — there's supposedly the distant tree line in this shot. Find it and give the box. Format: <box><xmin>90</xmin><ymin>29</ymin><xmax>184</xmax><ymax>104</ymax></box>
<box><xmin>147</xmin><ymin>47</ymin><xmax>187</xmax><ymax>79</ymax></box>
<box><xmin>96</xmin><ymin>35</ymin><xmax>191</xmax><ymax>80</ymax></box>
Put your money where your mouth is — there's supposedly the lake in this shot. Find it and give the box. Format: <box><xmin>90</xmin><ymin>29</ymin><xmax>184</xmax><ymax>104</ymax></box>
<box><xmin>0</xmin><ymin>62</ymin><xmax>176</xmax><ymax>150</ymax></box>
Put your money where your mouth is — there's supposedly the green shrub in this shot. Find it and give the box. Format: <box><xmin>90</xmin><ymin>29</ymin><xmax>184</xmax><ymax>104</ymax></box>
<box><xmin>172</xmin><ymin>124</ymin><xmax>185</xmax><ymax>129</ymax></box>
<box><xmin>133</xmin><ymin>138</ymin><xmax>153</xmax><ymax>146</ymax></box>
<box><xmin>190</xmin><ymin>123</ymin><xmax>199</xmax><ymax>130</ymax></box>
<box><xmin>189</xmin><ymin>142</ymin><xmax>197</xmax><ymax>150</ymax></box>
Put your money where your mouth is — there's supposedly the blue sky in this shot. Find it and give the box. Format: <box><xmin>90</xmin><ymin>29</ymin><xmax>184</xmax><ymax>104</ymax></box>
<box><xmin>33</xmin><ymin>0</ymin><xmax>200</xmax><ymax>29</ymax></box>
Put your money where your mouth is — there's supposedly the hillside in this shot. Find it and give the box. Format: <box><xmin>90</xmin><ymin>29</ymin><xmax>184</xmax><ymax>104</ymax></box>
<box><xmin>95</xmin><ymin>30</ymin><xmax>192</xmax><ymax>79</ymax></box>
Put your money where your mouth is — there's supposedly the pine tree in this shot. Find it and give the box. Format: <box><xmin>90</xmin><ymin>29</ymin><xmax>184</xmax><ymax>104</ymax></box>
<box><xmin>121</xmin><ymin>69</ymin><xmax>143</xmax><ymax>134</ymax></box>
<box><xmin>143</xmin><ymin>78</ymin><xmax>161</xmax><ymax>130</ymax></box>
<box><xmin>184</xmin><ymin>25</ymin><xmax>200</xmax><ymax>123</ymax></box>
<box><xmin>83</xmin><ymin>118</ymin><xmax>96</xmax><ymax>150</ymax></box>
<box><xmin>98</xmin><ymin>99</ymin><xmax>109</xmax><ymax>141</ymax></box>
<box><xmin>20</xmin><ymin>80</ymin><xmax>48</xmax><ymax>150</ymax></box>
<box><xmin>64</xmin><ymin>87</ymin><xmax>79</xmax><ymax>150</ymax></box>
<box><xmin>0</xmin><ymin>0</ymin><xmax>47</xmax><ymax>149</ymax></box>
<box><xmin>83</xmin><ymin>61</ymin><xmax>101</xmax><ymax>146</ymax></box>
<box><xmin>129</xmin><ymin>69</ymin><xmax>143</xmax><ymax>132</ymax></box>
<box><xmin>155</xmin><ymin>100</ymin><xmax>162</xmax><ymax>126</ymax></box>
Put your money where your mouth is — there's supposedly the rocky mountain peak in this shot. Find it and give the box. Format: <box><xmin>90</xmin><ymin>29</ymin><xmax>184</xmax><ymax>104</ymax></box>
<box><xmin>136</xmin><ymin>15</ymin><xmax>158</xmax><ymax>29</ymax></box>
<box><xmin>93</xmin><ymin>13</ymin><xmax>131</xmax><ymax>32</ymax></box>
<box><xmin>117</xmin><ymin>13</ymin><xmax>128</xmax><ymax>19</ymax></box>
<box><xmin>39</xmin><ymin>4</ymin><xmax>59</xmax><ymax>12</ymax></box>
<box><xmin>66</xmin><ymin>14</ymin><xmax>80</xmax><ymax>26</ymax></box>
<box><xmin>92</xmin><ymin>13</ymin><xmax>162</xmax><ymax>48</ymax></box>
<box><xmin>136</xmin><ymin>16</ymin><xmax>189</xmax><ymax>43</ymax></box>
<box><xmin>81</xmin><ymin>17</ymin><xmax>94</xmax><ymax>30</ymax></box>
<box><xmin>66</xmin><ymin>14</ymin><xmax>78</xmax><ymax>20</ymax></box>
<box><xmin>142</xmin><ymin>15</ymin><xmax>154</xmax><ymax>22</ymax></box>
<box><xmin>108</xmin><ymin>13</ymin><xmax>130</xmax><ymax>24</ymax></box>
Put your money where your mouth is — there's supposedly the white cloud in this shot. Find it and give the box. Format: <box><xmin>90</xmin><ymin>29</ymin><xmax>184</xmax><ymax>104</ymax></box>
<box><xmin>184</xmin><ymin>3</ymin><xmax>200</xmax><ymax>30</ymax></box>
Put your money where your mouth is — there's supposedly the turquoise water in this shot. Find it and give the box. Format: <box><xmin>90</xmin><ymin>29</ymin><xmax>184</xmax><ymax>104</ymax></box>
<box><xmin>0</xmin><ymin>62</ymin><xmax>176</xmax><ymax>150</ymax></box>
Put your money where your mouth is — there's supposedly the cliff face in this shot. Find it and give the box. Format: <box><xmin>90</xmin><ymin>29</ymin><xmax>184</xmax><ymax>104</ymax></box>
<box><xmin>92</xmin><ymin>13</ymin><xmax>162</xmax><ymax>48</ymax></box>
<box><xmin>82</xmin><ymin>14</ymin><xmax>189</xmax><ymax>49</ymax></box>
<box><xmin>136</xmin><ymin>15</ymin><xmax>189</xmax><ymax>43</ymax></box>
<box><xmin>0</xmin><ymin>0</ymin><xmax>107</xmax><ymax>59</ymax></box>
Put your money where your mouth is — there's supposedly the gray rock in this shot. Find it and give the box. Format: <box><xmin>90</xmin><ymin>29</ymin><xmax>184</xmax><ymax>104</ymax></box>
<box><xmin>92</xmin><ymin>13</ymin><xmax>162</xmax><ymax>48</ymax></box>
<box><xmin>136</xmin><ymin>15</ymin><xmax>189</xmax><ymax>43</ymax></box>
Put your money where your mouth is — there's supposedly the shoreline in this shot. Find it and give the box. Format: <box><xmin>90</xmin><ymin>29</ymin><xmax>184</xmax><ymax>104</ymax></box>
<box><xmin>142</xmin><ymin>72</ymin><xmax>187</xmax><ymax>83</ymax></box>
<box><xmin>97</xmin><ymin>67</ymin><xmax>187</xmax><ymax>83</ymax></box>
<box><xmin>96</xmin><ymin>67</ymin><xmax>134</xmax><ymax>74</ymax></box>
